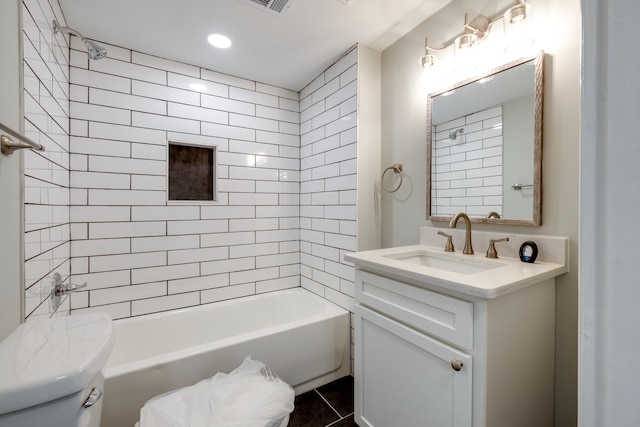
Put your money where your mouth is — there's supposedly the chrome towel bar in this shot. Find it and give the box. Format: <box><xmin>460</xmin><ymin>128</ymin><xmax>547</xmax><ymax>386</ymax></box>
<box><xmin>0</xmin><ymin>121</ymin><xmax>45</xmax><ymax>155</ymax></box>
<box><xmin>511</xmin><ymin>183</ymin><xmax>534</xmax><ymax>190</ymax></box>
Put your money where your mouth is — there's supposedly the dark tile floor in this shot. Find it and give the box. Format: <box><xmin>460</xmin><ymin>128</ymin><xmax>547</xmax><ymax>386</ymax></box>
<box><xmin>289</xmin><ymin>375</ymin><xmax>357</xmax><ymax>427</ymax></box>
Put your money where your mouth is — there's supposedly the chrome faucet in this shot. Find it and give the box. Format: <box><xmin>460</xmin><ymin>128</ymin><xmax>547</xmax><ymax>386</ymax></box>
<box><xmin>449</xmin><ymin>212</ymin><xmax>474</xmax><ymax>255</ymax></box>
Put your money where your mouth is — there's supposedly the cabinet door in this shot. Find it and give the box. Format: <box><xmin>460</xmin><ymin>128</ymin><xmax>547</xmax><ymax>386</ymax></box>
<box><xmin>355</xmin><ymin>305</ymin><xmax>472</xmax><ymax>427</ymax></box>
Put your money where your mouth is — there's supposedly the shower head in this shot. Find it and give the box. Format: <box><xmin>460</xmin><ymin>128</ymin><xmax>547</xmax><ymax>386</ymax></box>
<box><xmin>449</xmin><ymin>128</ymin><xmax>465</xmax><ymax>140</ymax></box>
<box><xmin>82</xmin><ymin>39</ymin><xmax>108</xmax><ymax>60</ymax></box>
<box><xmin>53</xmin><ymin>20</ymin><xmax>108</xmax><ymax>60</ymax></box>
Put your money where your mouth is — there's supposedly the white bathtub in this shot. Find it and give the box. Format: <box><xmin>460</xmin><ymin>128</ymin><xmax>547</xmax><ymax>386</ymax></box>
<box><xmin>100</xmin><ymin>288</ymin><xmax>351</xmax><ymax>427</ymax></box>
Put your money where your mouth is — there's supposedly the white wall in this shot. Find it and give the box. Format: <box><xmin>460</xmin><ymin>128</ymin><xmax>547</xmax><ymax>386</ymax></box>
<box><xmin>22</xmin><ymin>0</ymin><xmax>72</xmax><ymax>320</ymax></box>
<box><xmin>0</xmin><ymin>0</ymin><xmax>24</xmax><ymax>340</ymax></box>
<box><xmin>381</xmin><ymin>0</ymin><xmax>581</xmax><ymax>425</ymax></box>
<box><xmin>580</xmin><ymin>0</ymin><xmax>640</xmax><ymax>424</ymax></box>
<box><xmin>66</xmin><ymin>40</ymin><xmax>301</xmax><ymax>319</ymax></box>
<box><xmin>503</xmin><ymin>94</ymin><xmax>534</xmax><ymax>219</ymax></box>
<box><xmin>299</xmin><ymin>46</ymin><xmax>358</xmax><ymax>314</ymax></box>
<box><xmin>299</xmin><ymin>47</ymin><xmax>360</xmax><ymax>368</ymax></box>
<box><xmin>299</xmin><ymin>45</ymin><xmax>382</xmax><ymax>368</ymax></box>
<box><xmin>356</xmin><ymin>45</ymin><xmax>382</xmax><ymax>253</ymax></box>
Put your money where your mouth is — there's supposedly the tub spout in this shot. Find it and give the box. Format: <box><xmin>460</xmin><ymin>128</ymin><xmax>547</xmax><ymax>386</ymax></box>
<box><xmin>449</xmin><ymin>212</ymin><xmax>474</xmax><ymax>255</ymax></box>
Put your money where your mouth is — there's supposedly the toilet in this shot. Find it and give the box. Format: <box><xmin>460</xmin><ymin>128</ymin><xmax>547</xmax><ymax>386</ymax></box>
<box><xmin>0</xmin><ymin>313</ymin><xmax>114</xmax><ymax>427</ymax></box>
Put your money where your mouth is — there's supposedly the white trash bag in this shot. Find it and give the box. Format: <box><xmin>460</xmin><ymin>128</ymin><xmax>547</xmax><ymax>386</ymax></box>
<box><xmin>139</xmin><ymin>356</ymin><xmax>295</xmax><ymax>427</ymax></box>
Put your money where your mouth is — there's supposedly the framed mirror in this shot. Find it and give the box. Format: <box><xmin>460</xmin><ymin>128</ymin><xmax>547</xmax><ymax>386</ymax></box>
<box><xmin>427</xmin><ymin>51</ymin><xmax>544</xmax><ymax>225</ymax></box>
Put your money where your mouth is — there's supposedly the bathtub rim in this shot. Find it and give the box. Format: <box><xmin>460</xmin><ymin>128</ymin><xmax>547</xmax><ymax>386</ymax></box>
<box><xmin>104</xmin><ymin>288</ymin><xmax>349</xmax><ymax>379</ymax></box>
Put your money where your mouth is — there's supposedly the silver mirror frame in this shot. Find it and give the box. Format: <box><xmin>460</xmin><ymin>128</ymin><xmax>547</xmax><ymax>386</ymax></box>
<box><xmin>426</xmin><ymin>50</ymin><xmax>544</xmax><ymax>226</ymax></box>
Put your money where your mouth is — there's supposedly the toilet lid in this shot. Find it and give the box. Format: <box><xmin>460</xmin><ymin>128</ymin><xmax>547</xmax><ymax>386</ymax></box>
<box><xmin>0</xmin><ymin>313</ymin><xmax>114</xmax><ymax>415</ymax></box>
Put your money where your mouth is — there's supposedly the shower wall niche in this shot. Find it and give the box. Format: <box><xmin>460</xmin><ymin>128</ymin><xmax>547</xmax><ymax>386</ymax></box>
<box><xmin>167</xmin><ymin>142</ymin><xmax>217</xmax><ymax>202</ymax></box>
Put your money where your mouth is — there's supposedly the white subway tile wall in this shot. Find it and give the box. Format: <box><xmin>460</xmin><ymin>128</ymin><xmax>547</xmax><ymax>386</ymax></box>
<box><xmin>21</xmin><ymin>1</ymin><xmax>361</xmax><ymax>367</ymax></box>
<box><xmin>65</xmin><ymin>35</ymin><xmax>305</xmax><ymax>321</ymax></box>
<box><xmin>299</xmin><ymin>49</ymin><xmax>358</xmax><ymax>330</ymax></box>
<box><xmin>23</xmin><ymin>0</ymin><xmax>72</xmax><ymax>320</ymax></box>
<box><xmin>432</xmin><ymin>105</ymin><xmax>504</xmax><ymax>217</ymax></box>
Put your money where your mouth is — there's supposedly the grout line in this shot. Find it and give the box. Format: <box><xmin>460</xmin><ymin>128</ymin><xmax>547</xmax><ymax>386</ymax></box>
<box><xmin>325</xmin><ymin>412</ymin><xmax>355</xmax><ymax>427</ymax></box>
<box><xmin>314</xmin><ymin>389</ymin><xmax>342</xmax><ymax>419</ymax></box>
<box><xmin>325</xmin><ymin>419</ymin><xmax>341</xmax><ymax>427</ymax></box>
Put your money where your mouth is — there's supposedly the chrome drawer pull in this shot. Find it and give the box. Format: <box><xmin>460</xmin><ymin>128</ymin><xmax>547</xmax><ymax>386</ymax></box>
<box><xmin>451</xmin><ymin>360</ymin><xmax>464</xmax><ymax>372</ymax></box>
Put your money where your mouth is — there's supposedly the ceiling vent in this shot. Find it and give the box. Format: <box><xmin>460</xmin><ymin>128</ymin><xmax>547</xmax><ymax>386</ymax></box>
<box><xmin>238</xmin><ymin>0</ymin><xmax>296</xmax><ymax>16</ymax></box>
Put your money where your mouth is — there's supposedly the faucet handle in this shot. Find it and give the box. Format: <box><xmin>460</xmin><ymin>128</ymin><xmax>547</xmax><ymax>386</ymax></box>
<box><xmin>50</xmin><ymin>273</ymin><xmax>88</xmax><ymax>312</ymax></box>
<box><xmin>486</xmin><ymin>237</ymin><xmax>509</xmax><ymax>258</ymax></box>
<box><xmin>437</xmin><ymin>231</ymin><xmax>455</xmax><ymax>252</ymax></box>
<box><xmin>52</xmin><ymin>273</ymin><xmax>87</xmax><ymax>296</ymax></box>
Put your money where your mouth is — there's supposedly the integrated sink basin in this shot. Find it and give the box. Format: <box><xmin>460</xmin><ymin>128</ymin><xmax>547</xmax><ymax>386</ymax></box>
<box><xmin>345</xmin><ymin>229</ymin><xmax>569</xmax><ymax>299</ymax></box>
<box><xmin>383</xmin><ymin>250</ymin><xmax>505</xmax><ymax>274</ymax></box>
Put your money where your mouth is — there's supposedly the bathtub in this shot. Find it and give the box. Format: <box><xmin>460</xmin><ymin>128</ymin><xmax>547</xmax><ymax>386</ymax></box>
<box><xmin>100</xmin><ymin>288</ymin><xmax>351</xmax><ymax>427</ymax></box>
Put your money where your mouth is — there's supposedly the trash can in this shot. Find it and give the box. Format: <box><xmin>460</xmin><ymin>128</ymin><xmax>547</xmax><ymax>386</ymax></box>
<box><xmin>137</xmin><ymin>357</ymin><xmax>295</xmax><ymax>427</ymax></box>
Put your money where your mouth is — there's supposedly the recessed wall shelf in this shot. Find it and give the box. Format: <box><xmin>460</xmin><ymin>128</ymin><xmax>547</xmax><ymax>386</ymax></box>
<box><xmin>167</xmin><ymin>141</ymin><xmax>218</xmax><ymax>203</ymax></box>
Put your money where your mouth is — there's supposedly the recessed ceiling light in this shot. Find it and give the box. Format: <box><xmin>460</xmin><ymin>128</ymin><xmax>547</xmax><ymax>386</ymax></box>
<box><xmin>207</xmin><ymin>34</ymin><xmax>232</xmax><ymax>49</ymax></box>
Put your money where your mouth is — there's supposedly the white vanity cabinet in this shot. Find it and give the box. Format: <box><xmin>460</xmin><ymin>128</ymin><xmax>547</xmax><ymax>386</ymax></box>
<box><xmin>353</xmin><ymin>269</ymin><xmax>556</xmax><ymax>427</ymax></box>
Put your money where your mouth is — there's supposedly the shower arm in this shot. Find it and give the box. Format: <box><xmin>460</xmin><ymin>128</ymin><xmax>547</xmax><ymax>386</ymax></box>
<box><xmin>53</xmin><ymin>20</ymin><xmax>85</xmax><ymax>39</ymax></box>
<box><xmin>52</xmin><ymin>19</ymin><xmax>107</xmax><ymax>60</ymax></box>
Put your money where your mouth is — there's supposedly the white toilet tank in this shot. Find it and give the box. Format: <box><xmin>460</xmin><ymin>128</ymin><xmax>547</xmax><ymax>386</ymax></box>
<box><xmin>0</xmin><ymin>313</ymin><xmax>114</xmax><ymax>427</ymax></box>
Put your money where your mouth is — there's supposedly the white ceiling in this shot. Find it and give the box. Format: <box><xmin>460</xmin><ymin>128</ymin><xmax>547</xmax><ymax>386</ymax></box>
<box><xmin>58</xmin><ymin>0</ymin><xmax>452</xmax><ymax>92</ymax></box>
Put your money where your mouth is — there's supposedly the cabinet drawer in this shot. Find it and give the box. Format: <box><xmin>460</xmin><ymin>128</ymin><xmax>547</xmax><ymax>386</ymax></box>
<box><xmin>355</xmin><ymin>270</ymin><xmax>473</xmax><ymax>349</ymax></box>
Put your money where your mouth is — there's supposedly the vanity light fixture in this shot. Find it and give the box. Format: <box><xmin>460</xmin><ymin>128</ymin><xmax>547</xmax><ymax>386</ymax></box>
<box><xmin>419</xmin><ymin>38</ymin><xmax>437</xmax><ymax>70</ymax></box>
<box><xmin>455</xmin><ymin>33</ymin><xmax>477</xmax><ymax>50</ymax></box>
<box><xmin>457</xmin><ymin>13</ymin><xmax>489</xmax><ymax>49</ymax></box>
<box><xmin>505</xmin><ymin>0</ymin><xmax>528</xmax><ymax>24</ymax></box>
<box><xmin>419</xmin><ymin>12</ymin><xmax>490</xmax><ymax>82</ymax></box>
<box><xmin>419</xmin><ymin>13</ymin><xmax>490</xmax><ymax>73</ymax></box>
<box><xmin>418</xmin><ymin>37</ymin><xmax>442</xmax><ymax>93</ymax></box>
<box><xmin>503</xmin><ymin>0</ymin><xmax>534</xmax><ymax>53</ymax></box>
<box><xmin>418</xmin><ymin>0</ymin><xmax>534</xmax><ymax>83</ymax></box>
<box><xmin>454</xmin><ymin>15</ymin><xmax>484</xmax><ymax>76</ymax></box>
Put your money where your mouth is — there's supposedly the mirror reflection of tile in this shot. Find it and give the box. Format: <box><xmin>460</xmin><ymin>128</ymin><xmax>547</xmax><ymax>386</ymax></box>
<box><xmin>432</xmin><ymin>105</ymin><xmax>503</xmax><ymax>217</ymax></box>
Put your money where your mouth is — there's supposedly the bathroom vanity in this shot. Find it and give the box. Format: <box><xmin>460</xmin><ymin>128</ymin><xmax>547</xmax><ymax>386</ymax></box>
<box><xmin>345</xmin><ymin>227</ymin><xmax>568</xmax><ymax>427</ymax></box>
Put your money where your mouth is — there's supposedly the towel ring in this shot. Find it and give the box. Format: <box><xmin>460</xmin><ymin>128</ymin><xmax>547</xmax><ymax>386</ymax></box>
<box><xmin>381</xmin><ymin>164</ymin><xmax>403</xmax><ymax>193</ymax></box>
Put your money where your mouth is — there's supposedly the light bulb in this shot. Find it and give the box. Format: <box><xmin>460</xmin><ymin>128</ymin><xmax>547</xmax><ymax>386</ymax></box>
<box><xmin>503</xmin><ymin>2</ymin><xmax>534</xmax><ymax>53</ymax></box>
<box><xmin>207</xmin><ymin>33</ymin><xmax>232</xmax><ymax>49</ymax></box>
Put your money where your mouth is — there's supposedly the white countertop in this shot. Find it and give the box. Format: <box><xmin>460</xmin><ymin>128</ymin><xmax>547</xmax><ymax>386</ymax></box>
<box><xmin>344</xmin><ymin>243</ymin><xmax>568</xmax><ymax>299</ymax></box>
